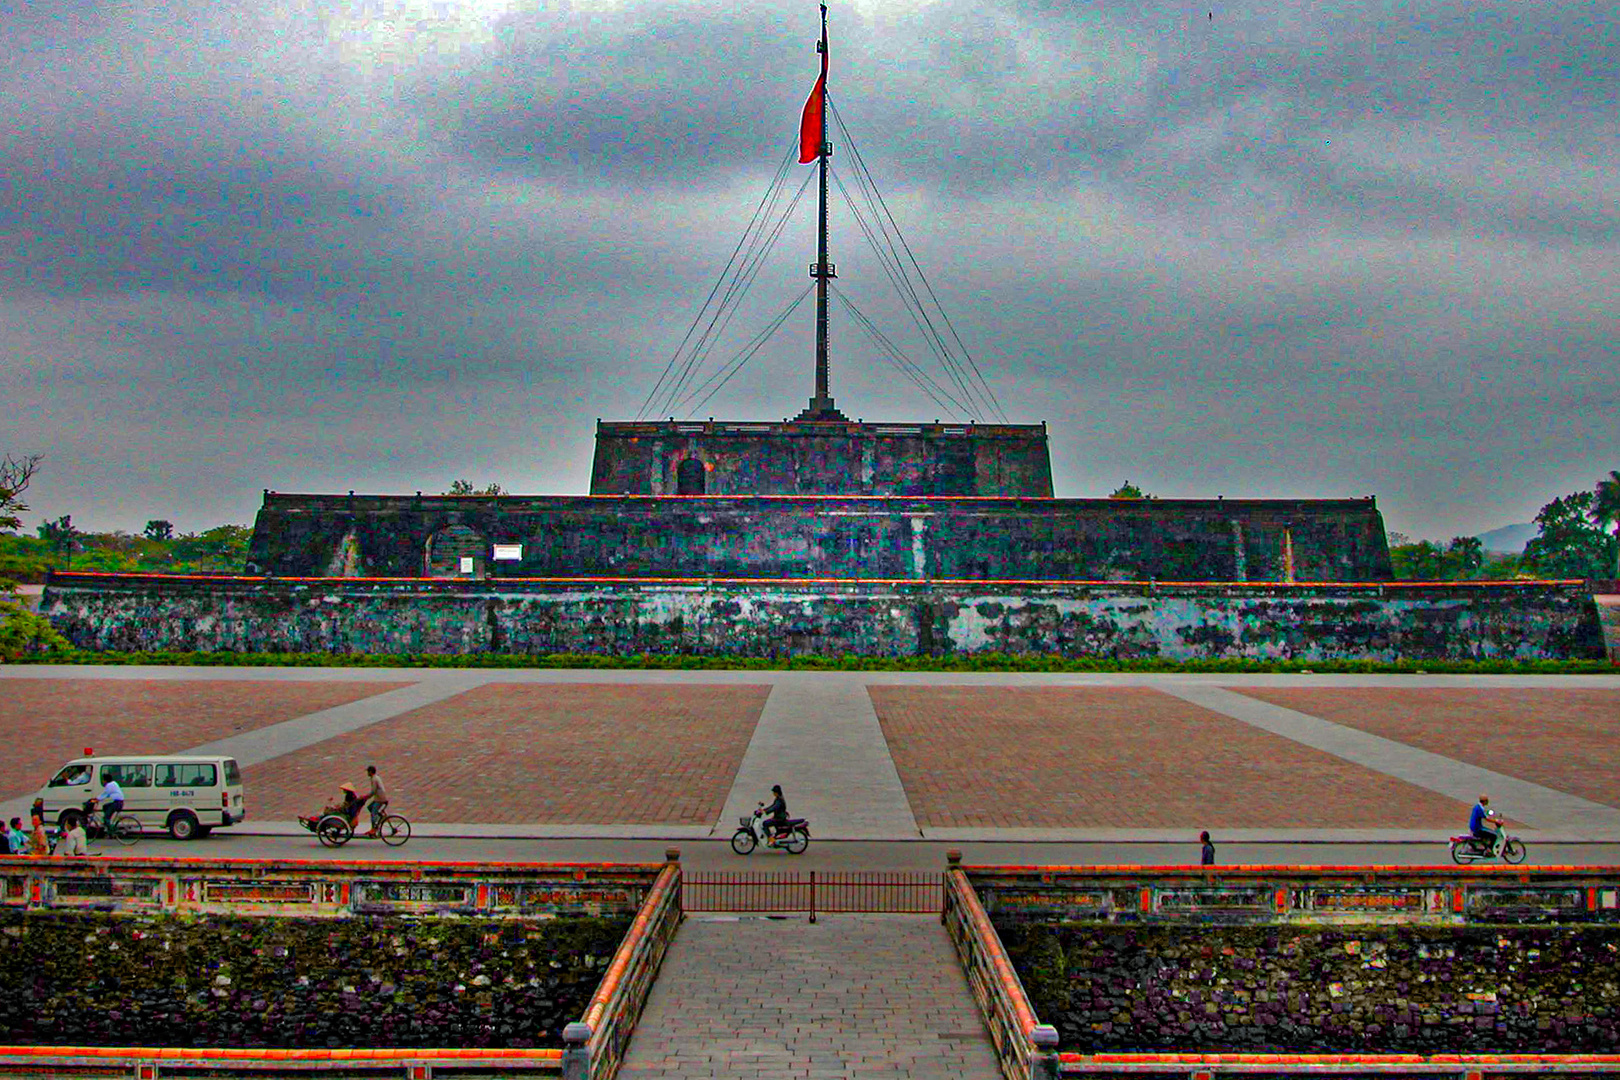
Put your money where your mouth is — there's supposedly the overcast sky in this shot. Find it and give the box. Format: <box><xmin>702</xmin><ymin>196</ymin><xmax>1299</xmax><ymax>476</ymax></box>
<box><xmin>4</xmin><ymin>0</ymin><xmax>1616</xmax><ymax>541</ymax></box>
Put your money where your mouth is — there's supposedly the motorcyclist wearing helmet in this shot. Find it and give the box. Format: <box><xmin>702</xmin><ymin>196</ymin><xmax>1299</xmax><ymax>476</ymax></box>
<box><xmin>1470</xmin><ymin>794</ymin><xmax>1502</xmax><ymax>852</ymax></box>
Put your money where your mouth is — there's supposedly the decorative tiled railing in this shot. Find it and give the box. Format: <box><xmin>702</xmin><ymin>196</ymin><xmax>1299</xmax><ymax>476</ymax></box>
<box><xmin>1057</xmin><ymin>1052</ymin><xmax>1620</xmax><ymax>1077</ymax></box>
<box><xmin>945</xmin><ymin>861</ymin><xmax>1061</xmax><ymax>1080</ymax></box>
<box><xmin>946</xmin><ymin>856</ymin><xmax>1620</xmax><ymax>1080</ymax></box>
<box><xmin>965</xmin><ymin>863</ymin><xmax>1620</xmax><ymax>926</ymax></box>
<box><xmin>0</xmin><ymin>853</ymin><xmax>661</xmax><ymax>918</ymax></box>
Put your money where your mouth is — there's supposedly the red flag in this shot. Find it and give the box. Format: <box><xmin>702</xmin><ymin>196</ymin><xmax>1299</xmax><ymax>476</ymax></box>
<box><xmin>798</xmin><ymin>44</ymin><xmax>827</xmax><ymax>164</ymax></box>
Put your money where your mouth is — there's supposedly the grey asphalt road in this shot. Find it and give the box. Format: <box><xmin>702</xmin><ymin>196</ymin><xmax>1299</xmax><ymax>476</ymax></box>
<box><xmin>84</xmin><ymin>832</ymin><xmax>1620</xmax><ymax>869</ymax></box>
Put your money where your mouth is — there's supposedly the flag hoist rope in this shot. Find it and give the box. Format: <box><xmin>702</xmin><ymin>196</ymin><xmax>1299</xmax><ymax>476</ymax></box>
<box><xmin>640</xmin><ymin>0</ymin><xmax>1006</xmax><ymax>424</ymax></box>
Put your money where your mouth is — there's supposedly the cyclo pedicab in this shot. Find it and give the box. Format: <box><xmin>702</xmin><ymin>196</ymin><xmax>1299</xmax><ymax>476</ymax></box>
<box><xmin>298</xmin><ymin>782</ymin><xmax>411</xmax><ymax>848</ymax></box>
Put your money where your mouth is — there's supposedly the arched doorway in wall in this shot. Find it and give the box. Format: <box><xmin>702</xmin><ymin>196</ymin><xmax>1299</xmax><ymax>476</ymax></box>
<box><xmin>425</xmin><ymin>524</ymin><xmax>488</xmax><ymax>578</ymax></box>
<box><xmin>676</xmin><ymin>458</ymin><xmax>706</xmax><ymax>495</ymax></box>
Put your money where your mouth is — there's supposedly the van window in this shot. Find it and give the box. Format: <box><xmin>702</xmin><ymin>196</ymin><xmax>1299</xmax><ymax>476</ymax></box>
<box><xmin>224</xmin><ymin>759</ymin><xmax>241</xmax><ymax>785</ymax></box>
<box><xmin>49</xmin><ymin>765</ymin><xmax>92</xmax><ymax>787</ymax></box>
<box><xmin>158</xmin><ymin>763</ymin><xmax>218</xmax><ymax>787</ymax></box>
<box><xmin>100</xmin><ymin>763</ymin><xmax>153</xmax><ymax>789</ymax></box>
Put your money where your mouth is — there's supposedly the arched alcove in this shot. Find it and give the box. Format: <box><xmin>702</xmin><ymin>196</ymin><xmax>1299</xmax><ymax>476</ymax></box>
<box><xmin>676</xmin><ymin>458</ymin><xmax>706</xmax><ymax>496</ymax></box>
<box><xmin>425</xmin><ymin>524</ymin><xmax>487</xmax><ymax>578</ymax></box>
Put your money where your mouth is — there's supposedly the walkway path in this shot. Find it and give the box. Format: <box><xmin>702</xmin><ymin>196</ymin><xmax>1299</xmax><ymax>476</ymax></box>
<box><xmin>619</xmin><ymin>914</ymin><xmax>1000</xmax><ymax>1079</ymax></box>
<box><xmin>718</xmin><ymin>674</ymin><xmax>920</xmax><ymax>841</ymax></box>
<box><xmin>1162</xmin><ymin>685</ymin><xmax>1620</xmax><ymax>835</ymax></box>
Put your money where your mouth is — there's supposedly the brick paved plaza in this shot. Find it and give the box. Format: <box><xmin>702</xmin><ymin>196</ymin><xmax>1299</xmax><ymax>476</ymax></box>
<box><xmin>246</xmin><ymin>682</ymin><xmax>771</xmax><ymax>824</ymax></box>
<box><xmin>1234</xmin><ymin>687</ymin><xmax>1620</xmax><ymax>810</ymax></box>
<box><xmin>868</xmin><ymin>685</ymin><xmax>1471</xmax><ymax>829</ymax></box>
<box><xmin>0</xmin><ymin>678</ymin><xmax>409</xmax><ymax>802</ymax></box>
<box><xmin>3</xmin><ymin>670</ymin><xmax>1619</xmax><ymax>838</ymax></box>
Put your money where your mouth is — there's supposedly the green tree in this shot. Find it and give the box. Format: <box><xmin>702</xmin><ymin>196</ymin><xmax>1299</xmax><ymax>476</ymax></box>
<box><xmin>144</xmin><ymin>519</ymin><xmax>174</xmax><ymax>541</ymax></box>
<box><xmin>446</xmin><ymin>480</ymin><xmax>507</xmax><ymax>496</ymax></box>
<box><xmin>1107</xmin><ymin>482</ymin><xmax>1150</xmax><ymax>499</ymax></box>
<box><xmin>0</xmin><ymin>587</ymin><xmax>70</xmax><ymax>660</ymax></box>
<box><xmin>1390</xmin><ymin>539</ymin><xmax>1446</xmax><ymax>579</ymax></box>
<box><xmin>1446</xmin><ymin>535</ymin><xmax>1484</xmax><ymax>576</ymax></box>
<box><xmin>1389</xmin><ymin>535</ymin><xmax>1490</xmax><ymax>580</ymax></box>
<box><xmin>1523</xmin><ymin>491</ymin><xmax>1617</xmax><ymax>580</ymax></box>
<box><xmin>1592</xmin><ymin>469</ymin><xmax>1620</xmax><ymax>580</ymax></box>
<box><xmin>38</xmin><ymin>515</ymin><xmax>77</xmax><ymax>568</ymax></box>
<box><xmin>169</xmin><ymin>525</ymin><xmax>253</xmax><ymax>573</ymax></box>
<box><xmin>0</xmin><ymin>454</ymin><xmax>68</xmax><ymax>659</ymax></box>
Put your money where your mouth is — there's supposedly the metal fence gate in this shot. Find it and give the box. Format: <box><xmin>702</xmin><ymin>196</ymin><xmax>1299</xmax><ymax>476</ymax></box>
<box><xmin>682</xmin><ymin>871</ymin><xmax>943</xmax><ymax>921</ymax></box>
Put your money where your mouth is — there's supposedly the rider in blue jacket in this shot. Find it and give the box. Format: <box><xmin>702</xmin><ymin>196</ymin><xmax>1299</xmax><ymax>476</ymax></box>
<box><xmin>1470</xmin><ymin>794</ymin><xmax>1500</xmax><ymax>850</ymax></box>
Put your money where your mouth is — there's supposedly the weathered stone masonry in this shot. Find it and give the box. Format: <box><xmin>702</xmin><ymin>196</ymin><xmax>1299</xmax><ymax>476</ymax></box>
<box><xmin>247</xmin><ymin>493</ymin><xmax>1394</xmax><ymax>583</ymax></box>
<box><xmin>0</xmin><ymin>910</ymin><xmax>628</xmax><ymax>1049</ymax></box>
<box><xmin>998</xmin><ymin>922</ymin><xmax>1620</xmax><ymax>1053</ymax></box>
<box><xmin>589</xmin><ymin>418</ymin><xmax>1056</xmax><ymax>497</ymax></box>
<box><xmin>41</xmin><ymin>574</ymin><xmax>1606</xmax><ymax>659</ymax></box>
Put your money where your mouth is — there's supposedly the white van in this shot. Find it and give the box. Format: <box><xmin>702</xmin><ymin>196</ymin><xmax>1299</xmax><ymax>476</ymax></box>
<box><xmin>35</xmin><ymin>755</ymin><xmax>246</xmax><ymax>840</ymax></box>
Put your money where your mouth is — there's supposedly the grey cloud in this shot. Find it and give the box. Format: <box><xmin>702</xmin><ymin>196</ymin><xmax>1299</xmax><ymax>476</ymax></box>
<box><xmin>0</xmin><ymin>0</ymin><xmax>1615</xmax><ymax>541</ymax></box>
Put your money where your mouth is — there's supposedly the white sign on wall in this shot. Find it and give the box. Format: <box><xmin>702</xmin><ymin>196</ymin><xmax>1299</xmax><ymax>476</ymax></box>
<box><xmin>459</xmin><ymin>556</ymin><xmax>475</xmax><ymax>574</ymax></box>
<box><xmin>493</xmin><ymin>544</ymin><xmax>523</xmax><ymax>561</ymax></box>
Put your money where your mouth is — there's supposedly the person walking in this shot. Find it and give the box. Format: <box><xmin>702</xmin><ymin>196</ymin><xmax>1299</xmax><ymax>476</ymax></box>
<box><xmin>1200</xmin><ymin>830</ymin><xmax>1216</xmax><ymax>866</ymax></box>
<box><xmin>364</xmin><ymin>765</ymin><xmax>389</xmax><ymax>837</ymax></box>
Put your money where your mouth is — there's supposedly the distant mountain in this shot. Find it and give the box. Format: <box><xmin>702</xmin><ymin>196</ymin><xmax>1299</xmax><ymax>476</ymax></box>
<box><xmin>1477</xmin><ymin>522</ymin><xmax>1537</xmax><ymax>553</ymax></box>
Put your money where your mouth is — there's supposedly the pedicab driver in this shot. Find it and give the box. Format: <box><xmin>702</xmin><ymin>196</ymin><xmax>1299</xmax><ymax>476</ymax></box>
<box><xmin>364</xmin><ymin>765</ymin><xmax>389</xmax><ymax>837</ymax></box>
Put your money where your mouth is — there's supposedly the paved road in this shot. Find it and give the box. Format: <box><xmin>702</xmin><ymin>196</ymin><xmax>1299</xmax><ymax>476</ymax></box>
<box><xmin>82</xmin><ymin>832</ymin><xmax>1620</xmax><ymax>869</ymax></box>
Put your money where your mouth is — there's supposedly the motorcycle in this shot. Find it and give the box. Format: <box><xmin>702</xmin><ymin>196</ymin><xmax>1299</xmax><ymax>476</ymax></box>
<box><xmin>1449</xmin><ymin>824</ymin><xmax>1526</xmax><ymax>864</ymax></box>
<box><xmin>731</xmin><ymin>804</ymin><xmax>810</xmax><ymax>855</ymax></box>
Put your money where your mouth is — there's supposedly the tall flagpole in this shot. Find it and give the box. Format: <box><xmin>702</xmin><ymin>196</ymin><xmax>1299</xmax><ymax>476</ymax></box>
<box><xmin>802</xmin><ymin>0</ymin><xmax>843</xmax><ymax>420</ymax></box>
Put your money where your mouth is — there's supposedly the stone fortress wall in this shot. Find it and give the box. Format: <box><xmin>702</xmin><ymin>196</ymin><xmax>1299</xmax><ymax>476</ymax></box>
<box><xmin>41</xmin><ymin>574</ymin><xmax>1606</xmax><ymax>659</ymax></box>
<box><xmin>247</xmin><ymin>493</ymin><xmax>1394</xmax><ymax>583</ymax></box>
<box><xmin>588</xmin><ymin>419</ymin><xmax>1056</xmax><ymax>497</ymax></box>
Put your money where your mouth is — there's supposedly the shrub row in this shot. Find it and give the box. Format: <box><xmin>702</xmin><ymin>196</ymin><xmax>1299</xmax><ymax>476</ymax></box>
<box><xmin>6</xmin><ymin>649</ymin><xmax>1614</xmax><ymax>674</ymax></box>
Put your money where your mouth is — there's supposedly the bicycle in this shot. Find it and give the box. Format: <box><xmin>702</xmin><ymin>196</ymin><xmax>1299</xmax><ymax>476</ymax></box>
<box><xmin>54</xmin><ymin>800</ymin><xmax>142</xmax><ymax>849</ymax></box>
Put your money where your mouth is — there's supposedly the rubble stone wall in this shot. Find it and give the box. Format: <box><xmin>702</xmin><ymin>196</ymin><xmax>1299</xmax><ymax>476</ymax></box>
<box><xmin>998</xmin><ymin>922</ymin><xmax>1620</xmax><ymax>1054</ymax></box>
<box><xmin>0</xmin><ymin>910</ymin><xmax>627</xmax><ymax>1049</ymax></box>
<box><xmin>40</xmin><ymin>574</ymin><xmax>1607</xmax><ymax>660</ymax></box>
